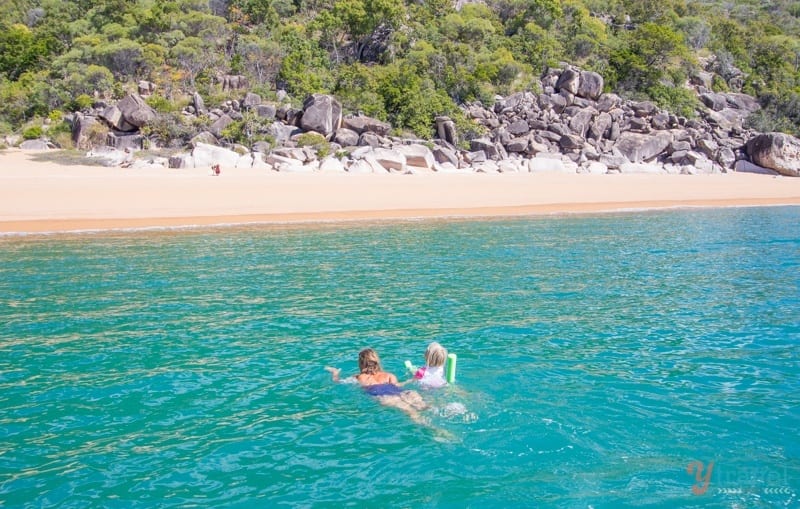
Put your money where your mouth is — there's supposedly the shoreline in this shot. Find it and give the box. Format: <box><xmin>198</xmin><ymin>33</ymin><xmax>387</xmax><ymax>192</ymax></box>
<box><xmin>2</xmin><ymin>199</ymin><xmax>799</xmax><ymax>236</ymax></box>
<box><xmin>2</xmin><ymin>149</ymin><xmax>800</xmax><ymax>234</ymax></box>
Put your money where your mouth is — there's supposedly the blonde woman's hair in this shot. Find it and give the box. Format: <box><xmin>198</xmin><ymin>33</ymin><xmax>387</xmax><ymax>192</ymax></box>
<box><xmin>424</xmin><ymin>342</ymin><xmax>448</xmax><ymax>368</ymax></box>
<box><xmin>358</xmin><ymin>348</ymin><xmax>382</xmax><ymax>375</ymax></box>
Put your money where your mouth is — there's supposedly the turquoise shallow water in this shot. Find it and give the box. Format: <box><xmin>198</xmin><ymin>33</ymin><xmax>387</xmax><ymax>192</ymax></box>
<box><xmin>1</xmin><ymin>207</ymin><xmax>798</xmax><ymax>508</ymax></box>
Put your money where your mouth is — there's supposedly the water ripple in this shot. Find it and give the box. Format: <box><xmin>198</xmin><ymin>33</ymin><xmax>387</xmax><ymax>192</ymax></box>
<box><xmin>1</xmin><ymin>207</ymin><xmax>798</xmax><ymax>507</ymax></box>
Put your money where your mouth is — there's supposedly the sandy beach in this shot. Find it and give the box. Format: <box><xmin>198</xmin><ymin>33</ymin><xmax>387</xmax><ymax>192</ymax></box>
<box><xmin>2</xmin><ymin>149</ymin><xmax>800</xmax><ymax>233</ymax></box>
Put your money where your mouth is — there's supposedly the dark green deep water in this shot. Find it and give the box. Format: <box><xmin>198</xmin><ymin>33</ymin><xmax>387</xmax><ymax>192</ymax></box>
<box><xmin>1</xmin><ymin>207</ymin><xmax>798</xmax><ymax>508</ymax></box>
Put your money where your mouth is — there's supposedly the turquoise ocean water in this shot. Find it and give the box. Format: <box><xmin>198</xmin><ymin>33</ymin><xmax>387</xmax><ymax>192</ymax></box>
<box><xmin>1</xmin><ymin>207</ymin><xmax>798</xmax><ymax>508</ymax></box>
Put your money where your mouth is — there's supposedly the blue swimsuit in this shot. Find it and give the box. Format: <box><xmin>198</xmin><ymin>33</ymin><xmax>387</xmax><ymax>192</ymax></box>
<box><xmin>364</xmin><ymin>383</ymin><xmax>404</xmax><ymax>397</ymax></box>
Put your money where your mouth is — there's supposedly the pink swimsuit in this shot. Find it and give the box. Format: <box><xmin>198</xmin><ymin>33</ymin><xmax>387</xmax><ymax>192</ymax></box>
<box><xmin>414</xmin><ymin>366</ymin><xmax>447</xmax><ymax>388</ymax></box>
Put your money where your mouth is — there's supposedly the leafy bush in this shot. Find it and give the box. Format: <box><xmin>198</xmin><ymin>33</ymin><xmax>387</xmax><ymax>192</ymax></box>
<box><xmin>141</xmin><ymin>112</ymin><xmax>196</xmax><ymax>148</ymax></box>
<box><xmin>48</xmin><ymin>120</ymin><xmax>76</xmax><ymax>149</ymax></box>
<box><xmin>70</xmin><ymin>94</ymin><xmax>94</xmax><ymax>111</ymax></box>
<box><xmin>745</xmin><ymin>92</ymin><xmax>800</xmax><ymax>137</ymax></box>
<box><xmin>146</xmin><ymin>94</ymin><xmax>178</xmax><ymax>113</ymax></box>
<box><xmin>296</xmin><ymin>132</ymin><xmax>331</xmax><ymax>158</ymax></box>
<box><xmin>22</xmin><ymin>125</ymin><xmax>43</xmax><ymax>139</ymax></box>
<box><xmin>647</xmin><ymin>83</ymin><xmax>699</xmax><ymax>118</ymax></box>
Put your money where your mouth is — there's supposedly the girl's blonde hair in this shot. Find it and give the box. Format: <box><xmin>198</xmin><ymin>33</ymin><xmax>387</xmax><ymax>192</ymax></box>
<box><xmin>424</xmin><ymin>342</ymin><xmax>448</xmax><ymax>367</ymax></box>
<box><xmin>358</xmin><ymin>348</ymin><xmax>382</xmax><ymax>374</ymax></box>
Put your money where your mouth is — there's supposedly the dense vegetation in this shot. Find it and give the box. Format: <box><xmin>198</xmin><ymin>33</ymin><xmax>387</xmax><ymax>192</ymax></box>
<box><xmin>2</xmin><ymin>0</ymin><xmax>800</xmax><ymax>143</ymax></box>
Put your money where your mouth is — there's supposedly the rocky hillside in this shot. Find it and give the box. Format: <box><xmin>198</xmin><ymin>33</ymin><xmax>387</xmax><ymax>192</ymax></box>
<box><xmin>32</xmin><ymin>64</ymin><xmax>798</xmax><ymax>177</ymax></box>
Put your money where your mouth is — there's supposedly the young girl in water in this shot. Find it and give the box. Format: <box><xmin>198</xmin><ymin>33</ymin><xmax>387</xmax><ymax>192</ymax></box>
<box><xmin>326</xmin><ymin>348</ymin><xmax>429</xmax><ymax>423</ymax></box>
<box><xmin>409</xmin><ymin>342</ymin><xmax>448</xmax><ymax>389</ymax></box>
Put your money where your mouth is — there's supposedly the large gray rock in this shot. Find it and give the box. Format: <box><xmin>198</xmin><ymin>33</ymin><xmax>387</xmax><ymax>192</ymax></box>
<box><xmin>358</xmin><ymin>132</ymin><xmax>382</xmax><ymax>147</ymax></box>
<box><xmin>725</xmin><ymin>93</ymin><xmax>760</xmax><ymax>112</ymax></box>
<box><xmin>559</xmin><ymin>134</ymin><xmax>584</xmax><ymax>151</ymax></box>
<box><xmin>71</xmin><ymin>113</ymin><xmax>97</xmax><ymax>149</ymax></box>
<box><xmin>619</xmin><ymin>162</ymin><xmax>665</xmax><ymax>174</ymax></box>
<box><xmin>343</xmin><ymin>115</ymin><xmax>391</xmax><ymax>136</ymax></box>
<box><xmin>470</xmin><ymin>138</ymin><xmax>507</xmax><ymax>160</ymax></box>
<box><xmin>192</xmin><ymin>143</ymin><xmax>242</xmax><ymax>168</ymax></box>
<box><xmin>100</xmin><ymin>105</ymin><xmax>131</xmax><ymax>132</ymax></box>
<box><xmin>347</xmin><ymin>159</ymin><xmax>375</xmax><ymax>174</ymax></box>
<box><xmin>507</xmin><ymin>119</ymin><xmax>530</xmax><ymax>136</ymax></box>
<box><xmin>529</xmin><ymin>154</ymin><xmax>572</xmax><ymax>173</ymax></box>
<box><xmin>589</xmin><ymin>112</ymin><xmax>612</xmax><ymax>140</ymax></box>
<box><xmin>615</xmin><ymin>131</ymin><xmax>673</xmax><ymax>163</ymax></box>
<box><xmin>193</xmin><ymin>92</ymin><xmax>206</xmax><ymax>115</ymax></box>
<box><xmin>506</xmin><ymin>137</ymin><xmax>530</xmax><ymax>153</ymax></box>
<box><xmin>19</xmin><ymin>139</ymin><xmax>51</xmax><ymax>150</ymax></box>
<box><xmin>555</xmin><ymin>68</ymin><xmax>580</xmax><ymax>95</ymax></box>
<box><xmin>371</xmin><ymin>148</ymin><xmax>407</xmax><ymax>172</ymax></box>
<box><xmin>717</xmin><ymin>147</ymin><xmax>736</xmax><ymax>168</ymax></box>
<box><xmin>242</xmin><ymin>92</ymin><xmax>262</xmax><ymax>110</ymax></box>
<box><xmin>333</xmin><ymin>128</ymin><xmax>359</xmax><ymax>147</ymax></box>
<box><xmin>396</xmin><ymin>144</ymin><xmax>435</xmax><ymax>169</ymax></box>
<box><xmin>734</xmin><ymin>159</ymin><xmax>781</xmax><ymax>175</ymax></box>
<box><xmin>269</xmin><ymin>121</ymin><xmax>302</xmax><ymax>142</ymax></box>
<box><xmin>319</xmin><ymin>156</ymin><xmax>346</xmax><ymax>173</ymax></box>
<box><xmin>631</xmin><ymin>101</ymin><xmax>657</xmax><ymax>117</ymax></box>
<box><xmin>746</xmin><ymin>132</ymin><xmax>800</xmax><ymax>177</ymax></box>
<box><xmin>596</xmin><ymin>93</ymin><xmax>621</xmax><ymax>112</ymax></box>
<box><xmin>256</xmin><ymin>104</ymin><xmax>276</xmax><ymax>119</ymax></box>
<box><xmin>300</xmin><ymin>94</ymin><xmax>342</xmax><ymax>136</ymax></box>
<box><xmin>190</xmin><ymin>131</ymin><xmax>218</xmax><ymax>147</ymax></box>
<box><xmin>209</xmin><ymin>114</ymin><xmax>234</xmax><ymax>139</ymax></box>
<box><xmin>700</xmin><ymin>93</ymin><xmax>727</xmax><ymax>111</ymax></box>
<box><xmin>116</xmin><ymin>94</ymin><xmax>156</xmax><ymax>128</ymax></box>
<box><xmin>569</xmin><ymin>109</ymin><xmax>595</xmax><ymax>138</ymax></box>
<box><xmin>106</xmin><ymin>132</ymin><xmax>144</xmax><ymax>150</ymax></box>
<box><xmin>577</xmin><ymin>71</ymin><xmax>604</xmax><ymax>100</ymax></box>
<box><xmin>433</xmin><ymin>146</ymin><xmax>459</xmax><ymax>167</ymax></box>
<box><xmin>435</xmin><ymin>116</ymin><xmax>457</xmax><ymax>145</ymax></box>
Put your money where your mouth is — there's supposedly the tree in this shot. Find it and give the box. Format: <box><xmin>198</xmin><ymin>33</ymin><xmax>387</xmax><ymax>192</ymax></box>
<box><xmin>493</xmin><ymin>0</ymin><xmax>563</xmax><ymax>33</ymax></box>
<box><xmin>229</xmin><ymin>0</ymin><xmax>279</xmax><ymax>27</ymax></box>
<box><xmin>236</xmin><ymin>34</ymin><xmax>281</xmax><ymax>85</ymax></box>
<box><xmin>333</xmin><ymin>62</ymin><xmax>387</xmax><ymax>118</ymax></box>
<box><xmin>275</xmin><ymin>24</ymin><xmax>332</xmax><ymax>96</ymax></box>
<box><xmin>331</xmin><ymin>0</ymin><xmax>404</xmax><ymax>61</ymax></box>
<box><xmin>608</xmin><ymin>22</ymin><xmax>690</xmax><ymax>92</ymax></box>
<box><xmin>94</xmin><ymin>39</ymin><xmax>146</xmax><ymax>79</ymax></box>
<box><xmin>0</xmin><ymin>23</ymin><xmax>49</xmax><ymax>80</ymax></box>
<box><xmin>170</xmin><ymin>36</ymin><xmax>212</xmax><ymax>87</ymax></box>
<box><xmin>377</xmin><ymin>63</ymin><xmax>456</xmax><ymax>136</ymax></box>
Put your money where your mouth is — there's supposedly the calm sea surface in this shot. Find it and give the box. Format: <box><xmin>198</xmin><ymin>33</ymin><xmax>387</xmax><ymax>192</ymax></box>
<box><xmin>1</xmin><ymin>207</ymin><xmax>798</xmax><ymax>508</ymax></box>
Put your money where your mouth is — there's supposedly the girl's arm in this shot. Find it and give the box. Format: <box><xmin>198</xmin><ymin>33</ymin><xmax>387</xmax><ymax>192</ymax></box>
<box><xmin>324</xmin><ymin>366</ymin><xmax>341</xmax><ymax>382</ymax></box>
<box><xmin>326</xmin><ymin>367</ymin><xmax>359</xmax><ymax>384</ymax></box>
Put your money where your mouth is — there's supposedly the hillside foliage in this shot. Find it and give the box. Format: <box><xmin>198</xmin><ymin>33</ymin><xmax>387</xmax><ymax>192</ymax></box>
<box><xmin>1</xmin><ymin>0</ymin><xmax>800</xmax><ymax>139</ymax></box>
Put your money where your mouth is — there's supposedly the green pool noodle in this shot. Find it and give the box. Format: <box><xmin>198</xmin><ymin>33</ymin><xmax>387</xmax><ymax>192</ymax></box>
<box><xmin>446</xmin><ymin>353</ymin><xmax>457</xmax><ymax>383</ymax></box>
<box><xmin>404</xmin><ymin>360</ymin><xmax>416</xmax><ymax>374</ymax></box>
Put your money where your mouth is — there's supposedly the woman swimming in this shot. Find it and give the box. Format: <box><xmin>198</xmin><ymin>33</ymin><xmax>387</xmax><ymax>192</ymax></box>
<box><xmin>326</xmin><ymin>348</ymin><xmax>428</xmax><ymax>423</ymax></box>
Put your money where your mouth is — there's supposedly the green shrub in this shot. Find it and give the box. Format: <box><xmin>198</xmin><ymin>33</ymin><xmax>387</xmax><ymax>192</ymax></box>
<box><xmin>22</xmin><ymin>125</ymin><xmax>43</xmax><ymax>139</ymax></box>
<box><xmin>141</xmin><ymin>112</ymin><xmax>195</xmax><ymax>148</ymax></box>
<box><xmin>711</xmin><ymin>74</ymin><xmax>730</xmax><ymax>93</ymax></box>
<box><xmin>296</xmin><ymin>132</ymin><xmax>331</xmax><ymax>158</ymax></box>
<box><xmin>146</xmin><ymin>94</ymin><xmax>178</xmax><ymax>113</ymax></box>
<box><xmin>71</xmin><ymin>94</ymin><xmax>94</xmax><ymax>111</ymax></box>
<box><xmin>296</xmin><ymin>132</ymin><xmax>327</xmax><ymax>146</ymax></box>
<box><xmin>48</xmin><ymin>110</ymin><xmax>64</xmax><ymax>122</ymax></box>
<box><xmin>647</xmin><ymin>84</ymin><xmax>699</xmax><ymax>118</ymax></box>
